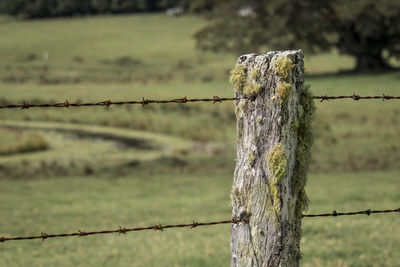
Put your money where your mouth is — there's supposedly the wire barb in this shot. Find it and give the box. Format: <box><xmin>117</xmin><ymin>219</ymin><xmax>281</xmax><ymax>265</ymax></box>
<box><xmin>118</xmin><ymin>227</ymin><xmax>127</xmax><ymax>235</ymax></box>
<box><xmin>103</xmin><ymin>100</ymin><xmax>112</xmax><ymax>107</ymax></box>
<box><xmin>21</xmin><ymin>100</ymin><xmax>29</xmax><ymax>110</ymax></box>
<box><xmin>41</xmin><ymin>232</ymin><xmax>48</xmax><ymax>242</ymax></box>
<box><xmin>78</xmin><ymin>230</ymin><xmax>88</xmax><ymax>237</ymax></box>
<box><xmin>154</xmin><ymin>224</ymin><xmax>163</xmax><ymax>231</ymax></box>
<box><xmin>213</xmin><ymin>96</ymin><xmax>222</xmax><ymax>103</ymax></box>
<box><xmin>191</xmin><ymin>221</ymin><xmax>199</xmax><ymax>229</ymax></box>
<box><xmin>1</xmin><ymin>94</ymin><xmax>398</xmax><ymax>110</ymax></box>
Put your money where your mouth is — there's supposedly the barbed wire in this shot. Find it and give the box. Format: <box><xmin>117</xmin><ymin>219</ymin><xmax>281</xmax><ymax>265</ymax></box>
<box><xmin>0</xmin><ymin>94</ymin><xmax>399</xmax><ymax>110</ymax></box>
<box><xmin>1</xmin><ymin>208</ymin><xmax>398</xmax><ymax>243</ymax></box>
<box><xmin>0</xmin><ymin>96</ymin><xmax>235</xmax><ymax>110</ymax></box>
<box><xmin>314</xmin><ymin>94</ymin><xmax>400</xmax><ymax>102</ymax></box>
<box><xmin>0</xmin><ymin>218</ymin><xmax>248</xmax><ymax>243</ymax></box>
<box><xmin>302</xmin><ymin>207</ymin><xmax>400</xmax><ymax>218</ymax></box>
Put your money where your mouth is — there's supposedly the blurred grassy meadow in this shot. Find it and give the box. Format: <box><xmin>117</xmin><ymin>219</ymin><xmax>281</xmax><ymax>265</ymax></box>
<box><xmin>0</xmin><ymin>14</ymin><xmax>399</xmax><ymax>266</ymax></box>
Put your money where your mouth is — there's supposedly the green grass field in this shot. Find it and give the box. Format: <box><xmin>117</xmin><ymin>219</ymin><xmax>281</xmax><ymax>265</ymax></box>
<box><xmin>0</xmin><ymin>14</ymin><xmax>399</xmax><ymax>266</ymax></box>
<box><xmin>0</xmin><ymin>172</ymin><xmax>398</xmax><ymax>266</ymax></box>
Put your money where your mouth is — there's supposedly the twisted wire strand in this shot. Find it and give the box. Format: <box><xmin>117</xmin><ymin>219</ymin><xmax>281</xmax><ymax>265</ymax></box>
<box><xmin>0</xmin><ymin>218</ymin><xmax>248</xmax><ymax>243</ymax></box>
<box><xmin>1</xmin><ymin>208</ymin><xmax>398</xmax><ymax>243</ymax></box>
<box><xmin>302</xmin><ymin>207</ymin><xmax>400</xmax><ymax>218</ymax></box>
<box><xmin>0</xmin><ymin>94</ymin><xmax>399</xmax><ymax>110</ymax></box>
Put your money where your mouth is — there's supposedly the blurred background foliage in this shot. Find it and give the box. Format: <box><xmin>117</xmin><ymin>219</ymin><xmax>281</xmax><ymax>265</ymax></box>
<box><xmin>1</xmin><ymin>0</ymin><xmax>399</xmax><ymax>71</ymax></box>
<box><xmin>194</xmin><ymin>0</ymin><xmax>400</xmax><ymax>71</ymax></box>
<box><xmin>0</xmin><ymin>0</ymin><xmax>181</xmax><ymax>16</ymax></box>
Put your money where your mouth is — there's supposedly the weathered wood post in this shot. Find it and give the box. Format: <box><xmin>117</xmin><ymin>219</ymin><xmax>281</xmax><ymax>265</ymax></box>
<box><xmin>230</xmin><ymin>50</ymin><xmax>314</xmax><ymax>266</ymax></box>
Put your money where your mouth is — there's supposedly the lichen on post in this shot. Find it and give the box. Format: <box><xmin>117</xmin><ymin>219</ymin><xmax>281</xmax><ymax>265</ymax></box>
<box><xmin>230</xmin><ymin>50</ymin><xmax>314</xmax><ymax>267</ymax></box>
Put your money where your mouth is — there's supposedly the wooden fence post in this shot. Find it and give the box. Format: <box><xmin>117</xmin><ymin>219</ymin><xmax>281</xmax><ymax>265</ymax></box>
<box><xmin>230</xmin><ymin>50</ymin><xmax>314</xmax><ymax>266</ymax></box>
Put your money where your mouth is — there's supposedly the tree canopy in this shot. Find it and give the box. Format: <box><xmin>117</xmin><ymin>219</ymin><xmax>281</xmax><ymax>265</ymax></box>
<box><xmin>0</xmin><ymin>0</ymin><xmax>182</xmax><ymax>18</ymax></box>
<box><xmin>194</xmin><ymin>0</ymin><xmax>400</xmax><ymax>71</ymax></box>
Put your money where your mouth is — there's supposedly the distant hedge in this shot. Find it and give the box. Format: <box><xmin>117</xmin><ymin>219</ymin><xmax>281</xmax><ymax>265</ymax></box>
<box><xmin>0</xmin><ymin>0</ymin><xmax>192</xmax><ymax>18</ymax></box>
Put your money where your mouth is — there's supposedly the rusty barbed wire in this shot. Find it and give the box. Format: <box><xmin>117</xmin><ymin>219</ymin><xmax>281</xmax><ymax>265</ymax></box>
<box><xmin>1</xmin><ymin>208</ymin><xmax>398</xmax><ymax>243</ymax></box>
<box><xmin>0</xmin><ymin>94</ymin><xmax>399</xmax><ymax>110</ymax></box>
<box><xmin>0</xmin><ymin>96</ymin><xmax>236</xmax><ymax>110</ymax></box>
<box><xmin>302</xmin><ymin>207</ymin><xmax>400</xmax><ymax>218</ymax></box>
<box><xmin>314</xmin><ymin>94</ymin><xmax>400</xmax><ymax>102</ymax></box>
<box><xmin>0</xmin><ymin>218</ymin><xmax>248</xmax><ymax>243</ymax></box>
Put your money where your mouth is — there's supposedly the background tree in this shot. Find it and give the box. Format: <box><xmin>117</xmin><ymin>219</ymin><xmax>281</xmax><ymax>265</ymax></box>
<box><xmin>194</xmin><ymin>0</ymin><xmax>400</xmax><ymax>71</ymax></box>
<box><xmin>0</xmin><ymin>0</ymin><xmax>184</xmax><ymax>17</ymax></box>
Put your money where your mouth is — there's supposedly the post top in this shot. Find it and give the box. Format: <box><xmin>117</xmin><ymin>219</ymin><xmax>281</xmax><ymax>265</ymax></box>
<box><xmin>237</xmin><ymin>50</ymin><xmax>303</xmax><ymax>65</ymax></box>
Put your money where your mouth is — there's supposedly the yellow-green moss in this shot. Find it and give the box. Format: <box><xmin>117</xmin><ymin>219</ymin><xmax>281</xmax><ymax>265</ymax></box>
<box><xmin>242</xmin><ymin>68</ymin><xmax>262</xmax><ymax>98</ymax></box>
<box><xmin>275</xmin><ymin>56</ymin><xmax>294</xmax><ymax>80</ymax></box>
<box><xmin>277</xmin><ymin>85</ymin><xmax>314</xmax><ymax>264</ymax></box>
<box><xmin>250</xmin><ymin>68</ymin><xmax>260</xmax><ymax>80</ymax></box>
<box><xmin>243</xmin><ymin>82</ymin><xmax>262</xmax><ymax>98</ymax></box>
<box><xmin>292</xmin><ymin>85</ymin><xmax>315</xmax><ymax>214</ymax></box>
<box><xmin>267</xmin><ymin>143</ymin><xmax>287</xmax><ymax>183</ymax></box>
<box><xmin>229</xmin><ymin>64</ymin><xmax>248</xmax><ymax>93</ymax></box>
<box><xmin>275</xmin><ymin>81</ymin><xmax>292</xmax><ymax>103</ymax></box>
<box><xmin>266</xmin><ymin>143</ymin><xmax>287</xmax><ymax>214</ymax></box>
<box><xmin>290</xmin><ymin>117</ymin><xmax>299</xmax><ymax>135</ymax></box>
<box><xmin>230</xmin><ymin>65</ymin><xmax>264</xmax><ymax>98</ymax></box>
